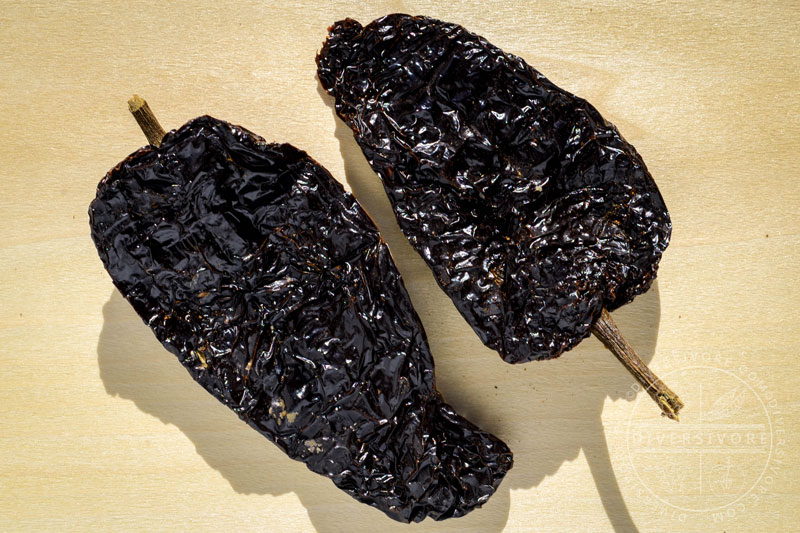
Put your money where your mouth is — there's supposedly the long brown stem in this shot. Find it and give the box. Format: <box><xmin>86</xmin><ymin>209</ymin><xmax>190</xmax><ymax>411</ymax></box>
<box><xmin>591</xmin><ymin>307</ymin><xmax>683</xmax><ymax>421</ymax></box>
<box><xmin>128</xmin><ymin>95</ymin><xmax>166</xmax><ymax>146</ymax></box>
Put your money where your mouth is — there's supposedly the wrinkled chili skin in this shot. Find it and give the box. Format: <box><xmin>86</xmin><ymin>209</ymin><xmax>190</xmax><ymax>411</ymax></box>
<box><xmin>89</xmin><ymin>116</ymin><xmax>511</xmax><ymax>522</ymax></box>
<box><xmin>318</xmin><ymin>14</ymin><xmax>672</xmax><ymax>363</ymax></box>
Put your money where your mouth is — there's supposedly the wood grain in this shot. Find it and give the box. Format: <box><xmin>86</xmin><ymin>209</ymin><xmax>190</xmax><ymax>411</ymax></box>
<box><xmin>1</xmin><ymin>2</ymin><xmax>798</xmax><ymax>532</ymax></box>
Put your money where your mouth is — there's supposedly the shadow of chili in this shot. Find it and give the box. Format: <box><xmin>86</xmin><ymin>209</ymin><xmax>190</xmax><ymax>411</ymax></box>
<box><xmin>97</xmin><ymin>287</ymin><xmax>511</xmax><ymax>533</ymax></box>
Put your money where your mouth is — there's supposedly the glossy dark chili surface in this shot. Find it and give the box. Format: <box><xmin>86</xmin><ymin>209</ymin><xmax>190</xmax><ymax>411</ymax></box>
<box><xmin>89</xmin><ymin>116</ymin><xmax>511</xmax><ymax>522</ymax></box>
<box><xmin>318</xmin><ymin>14</ymin><xmax>671</xmax><ymax>363</ymax></box>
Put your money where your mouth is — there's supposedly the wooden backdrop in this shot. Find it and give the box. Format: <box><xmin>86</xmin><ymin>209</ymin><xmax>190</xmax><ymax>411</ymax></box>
<box><xmin>1</xmin><ymin>2</ymin><xmax>798</xmax><ymax>531</ymax></box>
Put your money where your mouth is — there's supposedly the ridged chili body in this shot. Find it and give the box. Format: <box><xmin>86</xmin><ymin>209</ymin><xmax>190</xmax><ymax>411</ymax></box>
<box><xmin>89</xmin><ymin>116</ymin><xmax>511</xmax><ymax>522</ymax></box>
<box><xmin>318</xmin><ymin>14</ymin><xmax>671</xmax><ymax>363</ymax></box>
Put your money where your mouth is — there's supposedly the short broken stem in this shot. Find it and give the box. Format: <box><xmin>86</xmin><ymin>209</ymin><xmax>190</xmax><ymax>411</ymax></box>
<box><xmin>128</xmin><ymin>94</ymin><xmax>166</xmax><ymax>146</ymax></box>
<box><xmin>591</xmin><ymin>307</ymin><xmax>683</xmax><ymax>421</ymax></box>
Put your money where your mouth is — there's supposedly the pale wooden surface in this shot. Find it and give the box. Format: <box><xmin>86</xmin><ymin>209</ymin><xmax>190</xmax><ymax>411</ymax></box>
<box><xmin>1</xmin><ymin>2</ymin><xmax>798</xmax><ymax>532</ymax></box>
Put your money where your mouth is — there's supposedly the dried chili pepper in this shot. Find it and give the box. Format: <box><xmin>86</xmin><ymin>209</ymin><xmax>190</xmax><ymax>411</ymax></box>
<box><xmin>89</xmin><ymin>98</ymin><xmax>512</xmax><ymax>522</ymax></box>
<box><xmin>318</xmin><ymin>14</ymin><xmax>682</xmax><ymax>418</ymax></box>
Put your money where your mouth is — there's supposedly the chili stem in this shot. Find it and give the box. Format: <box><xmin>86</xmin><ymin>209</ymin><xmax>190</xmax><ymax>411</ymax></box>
<box><xmin>124</xmin><ymin>96</ymin><xmax>682</xmax><ymax>421</ymax></box>
<box><xmin>591</xmin><ymin>307</ymin><xmax>683</xmax><ymax>421</ymax></box>
<box><xmin>128</xmin><ymin>95</ymin><xmax>166</xmax><ymax>146</ymax></box>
